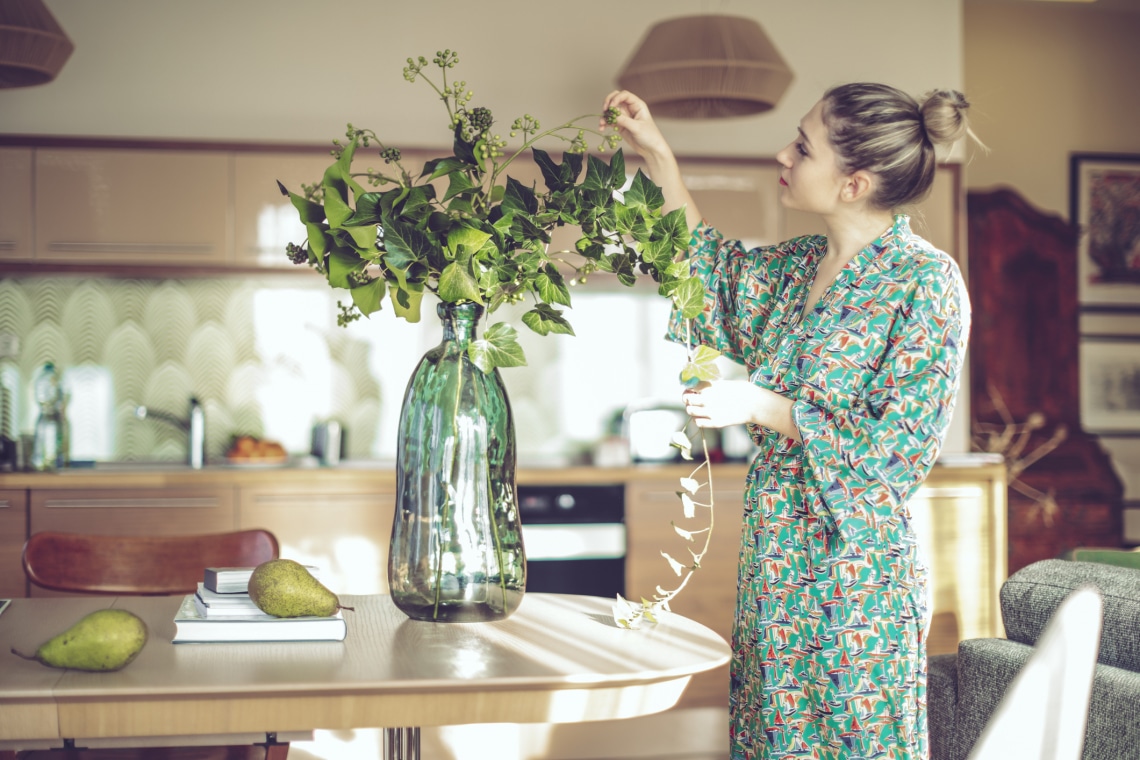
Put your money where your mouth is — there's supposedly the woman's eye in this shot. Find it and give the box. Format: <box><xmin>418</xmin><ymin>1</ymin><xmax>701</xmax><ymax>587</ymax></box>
<box><xmin>795</xmin><ymin>142</ymin><xmax>808</xmax><ymax>157</ymax></box>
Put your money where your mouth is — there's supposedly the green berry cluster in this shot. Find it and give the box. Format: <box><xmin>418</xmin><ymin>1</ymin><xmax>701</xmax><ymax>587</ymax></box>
<box><xmin>403</xmin><ymin>56</ymin><xmax>428</xmax><ymax>82</ymax></box>
<box><xmin>604</xmin><ymin>106</ymin><xmax>620</xmax><ymax>125</ymax></box>
<box><xmin>336</xmin><ymin>301</ymin><xmax>362</xmax><ymax>327</ymax></box>
<box><xmin>380</xmin><ymin>146</ymin><xmax>401</xmax><ymax>164</ymax></box>
<box><xmin>467</xmin><ymin>106</ymin><xmax>493</xmax><ymax>133</ymax></box>
<box><xmin>433</xmin><ymin>49</ymin><xmax>459</xmax><ymax>69</ymax></box>
<box><xmin>285</xmin><ymin>242</ymin><xmax>308</xmax><ymax>265</ymax></box>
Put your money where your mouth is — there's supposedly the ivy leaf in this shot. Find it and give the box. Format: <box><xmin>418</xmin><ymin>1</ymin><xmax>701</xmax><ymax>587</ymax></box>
<box><xmin>672</xmin><ymin>276</ymin><xmax>706</xmax><ymax>320</ymax></box>
<box><xmin>327</xmin><ymin>248</ymin><xmax>363</xmax><ymax>289</ymax></box>
<box><xmin>623</xmin><ymin>169</ymin><xmax>664</xmax><ymax>211</ymax></box>
<box><xmin>350</xmin><ymin>277</ymin><xmax>386</xmax><ymax>316</ymax></box>
<box><xmin>521</xmin><ymin>303</ymin><xmax>575</xmax><ymax>336</ymax></box>
<box><xmin>277</xmin><ymin>181</ymin><xmax>325</xmax><ymax>224</ymax></box>
<box><xmin>661</xmin><ymin>551</ymin><xmax>686</xmax><ymax>577</ymax></box>
<box><xmin>502</xmin><ymin>176</ymin><xmax>539</xmax><ymax>216</ymax></box>
<box><xmin>535</xmin><ymin>263</ymin><xmax>572</xmax><ymax>306</ymax></box>
<box><xmin>680</xmin><ymin>344</ymin><xmax>723</xmax><ymax>387</ymax></box>
<box><xmin>423</xmin><ymin>156</ymin><xmax>469</xmax><ymax>182</ymax></box>
<box><xmin>383</xmin><ymin>218</ymin><xmax>434</xmax><ymax>267</ymax></box>
<box><xmin>582</xmin><ymin>154</ymin><xmax>612</xmax><ymax>191</ymax></box>
<box><xmin>608</xmin><ymin>149</ymin><xmax>626</xmax><ymax>189</ymax></box>
<box><xmin>672</xmin><ymin>522</ymin><xmax>695</xmax><ymax>541</ymax></box>
<box><xmin>438</xmin><ymin>260</ymin><xmax>483</xmax><ymax>304</ymax></box>
<box><xmin>670</xmin><ymin>431</ymin><xmax>693</xmax><ymax>460</ymax></box>
<box><xmin>679</xmin><ymin>476</ymin><xmax>700</xmax><ymax>494</ymax></box>
<box><xmin>469</xmin><ymin>322</ymin><xmax>527</xmax><ymax>373</ymax></box>
<box><xmin>322</xmin><ymin>167</ymin><xmax>353</xmax><ymax>229</ymax></box>
<box><xmin>680</xmin><ymin>492</ymin><xmax>696</xmax><ymax>519</ymax></box>
<box><xmin>389</xmin><ymin>281</ymin><xmax>424</xmax><ymax>323</ymax></box>
<box><xmin>447</xmin><ymin>223</ymin><xmax>493</xmax><ymax>257</ymax></box>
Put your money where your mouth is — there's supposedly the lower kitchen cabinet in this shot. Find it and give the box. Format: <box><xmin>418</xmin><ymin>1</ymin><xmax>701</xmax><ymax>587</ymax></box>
<box><xmin>27</xmin><ymin>486</ymin><xmax>237</xmax><ymax>597</ymax></box>
<box><xmin>237</xmin><ymin>483</ymin><xmax>396</xmax><ymax>596</ymax></box>
<box><xmin>0</xmin><ymin>490</ymin><xmax>28</xmax><ymax>598</ymax></box>
<box><xmin>626</xmin><ymin>474</ymin><xmax>748</xmax><ymax>710</ymax></box>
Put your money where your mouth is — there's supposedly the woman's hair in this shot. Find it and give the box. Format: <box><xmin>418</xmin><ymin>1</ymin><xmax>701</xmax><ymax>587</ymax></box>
<box><xmin>821</xmin><ymin>82</ymin><xmax>976</xmax><ymax>209</ymax></box>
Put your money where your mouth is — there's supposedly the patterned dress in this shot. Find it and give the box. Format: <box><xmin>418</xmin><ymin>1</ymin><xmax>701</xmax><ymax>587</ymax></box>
<box><xmin>668</xmin><ymin>215</ymin><xmax>970</xmax><ymax>760</ymax></box>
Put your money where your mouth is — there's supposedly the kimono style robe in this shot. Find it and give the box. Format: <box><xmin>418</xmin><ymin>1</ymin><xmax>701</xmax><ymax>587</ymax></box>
<box><xmin>669</xmin><ymin>215</ymin><xmax>970</xmax><ymax>760</ymax></box>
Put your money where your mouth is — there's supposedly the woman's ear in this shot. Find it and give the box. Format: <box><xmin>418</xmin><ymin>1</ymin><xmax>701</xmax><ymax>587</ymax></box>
<box><xmin>841</xmin><ymin>170</ymin><xmax>876</xmax><ymax>203</ymax></box>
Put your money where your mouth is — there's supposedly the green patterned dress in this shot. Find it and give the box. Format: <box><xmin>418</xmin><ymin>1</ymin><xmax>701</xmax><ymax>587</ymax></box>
<box><xmin>669</xmin><ymin>215</ymin><xmax>970</xmax><ymax>759</ymax></box>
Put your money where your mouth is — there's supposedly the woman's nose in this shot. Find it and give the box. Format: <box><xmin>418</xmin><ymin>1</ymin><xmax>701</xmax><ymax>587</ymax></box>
<box><xmin>775</xmin><ymin>144</ymin><xmax>793</xmax><ymax>168</ymax></box>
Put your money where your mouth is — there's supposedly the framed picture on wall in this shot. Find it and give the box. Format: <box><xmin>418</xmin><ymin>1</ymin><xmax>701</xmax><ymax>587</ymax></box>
<box><xmin>1080</xmin><ymin>336</ymin><xmax>1140</xmax><ymax>433</ymax></box>
<box><xmin>1072</xmin><ymin>153</ymin><xmax>1140</xmax><ymax>306</ymax></box>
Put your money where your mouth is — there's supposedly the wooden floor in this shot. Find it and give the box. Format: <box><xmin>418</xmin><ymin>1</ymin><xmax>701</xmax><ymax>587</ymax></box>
<box><xmin>286</xmin><ymin>708</ymin><xmax>729</xmax><ymax>760</ymax></box>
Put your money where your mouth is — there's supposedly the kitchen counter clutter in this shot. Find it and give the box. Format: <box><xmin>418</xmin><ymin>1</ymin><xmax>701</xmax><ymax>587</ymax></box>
<box><xmin>0</xmin><ymin>456</ymin><xmax>1007</xmax><ymax>711</ymax></box>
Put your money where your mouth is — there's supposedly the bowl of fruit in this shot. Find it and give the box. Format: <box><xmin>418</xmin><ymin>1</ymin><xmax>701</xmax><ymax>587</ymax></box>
<box><xmin>224</xmin><ymin>434</ymin><xmax>288</xmax><ymax>467</ymax></box>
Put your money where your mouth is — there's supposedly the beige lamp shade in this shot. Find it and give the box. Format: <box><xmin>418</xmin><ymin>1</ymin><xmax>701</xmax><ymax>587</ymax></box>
<box><xmin>0</xmin><ymin>0</ymin><xmax>74</xmax><ymax>89</ymax></box>
<box><xmin>617</xmin><ymin>14</ymin><xmax>793</xmax><ymax>119</ymax></box>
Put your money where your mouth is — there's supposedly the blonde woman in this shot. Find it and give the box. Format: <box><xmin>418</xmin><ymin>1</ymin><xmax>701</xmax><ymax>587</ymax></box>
<box><xmin>604</xmin><ymin>83</ymin><xmax>976</xmax><ymax>759</ymax></box>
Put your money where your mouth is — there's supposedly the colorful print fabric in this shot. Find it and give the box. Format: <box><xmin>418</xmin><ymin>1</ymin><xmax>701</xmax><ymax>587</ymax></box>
<box><xmin>668</xmin><ymin>215</ymin><xmax>970</xmax><ymax>759</ymax></box>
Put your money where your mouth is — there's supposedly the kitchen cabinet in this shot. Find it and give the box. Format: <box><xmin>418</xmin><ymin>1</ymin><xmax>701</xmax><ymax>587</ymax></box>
<box><xmin>34</xmin><ymin>148</ymin><xmax>230</xmax><ymax>265</ymax></box>
<box><xmin>232</xmin><ymin>151</ymin><xmax>336</xmax><ymax>269</ymax></box>
<box><xmin>626</xmin><ymin>473</ymin><xmax>747</xmax><ymax>710</ymax></box>
<box><xmin>237</xmin><ymin>482</ymin><xmax>396</xmax><ymax>596</ymax></box>
<box><xmin>0</xmin><ymin>490</ymin><xmax>28</xmax><ymax>598</ymax></box>
<box><xmin>0</xmin><ymin>148</ymin><xmax>32</xmax><ymax>260</ymax></box>
<box><xmin>27</xmin><ymin>485</ymin><xmax>236</xmax><ymax>597</ymax></box>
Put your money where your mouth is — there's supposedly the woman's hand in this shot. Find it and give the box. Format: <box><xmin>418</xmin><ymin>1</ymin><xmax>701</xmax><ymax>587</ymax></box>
<box><xmin>682</xmin><ymin>381</ymin><xmax>801</xmax><ymax>441</ymax></box>
<box><xmin>601</xmin><ymin>90</ymin><xmax>672</xmax><ymax>162</ymax></box>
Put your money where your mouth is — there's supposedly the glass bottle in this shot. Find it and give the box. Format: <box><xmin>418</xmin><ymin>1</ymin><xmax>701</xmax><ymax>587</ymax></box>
<box><xmin>31</xmin><ymin>362</ymin><xmax>65</xmax><ymax>471</ymax></box>
<box><xmin>388</xmin><ymin>302</ymin><xmax>526</xmax><ymax>622</ymax></box>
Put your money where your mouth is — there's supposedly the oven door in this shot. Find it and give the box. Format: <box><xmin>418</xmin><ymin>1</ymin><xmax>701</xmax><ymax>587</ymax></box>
<box><xmin>518</xmin><ymin>484</ymin><xmax>625</xmax><ymax>598</ymax></box>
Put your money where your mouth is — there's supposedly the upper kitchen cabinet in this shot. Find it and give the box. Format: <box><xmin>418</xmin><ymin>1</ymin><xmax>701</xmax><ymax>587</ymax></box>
<box><xmin>233</xmin><ymin>151</ymin><xmax>336</xmax><ymax>269</ymax></box>
<box><xmin>34</xmin><ymin>148</ymin><xmax>231</xmax><ymax>266</ymax></box>
<box><xmin>0</xmin><ymin>148</ymin><xmax>33</xmax><ymax>260</ymax></box>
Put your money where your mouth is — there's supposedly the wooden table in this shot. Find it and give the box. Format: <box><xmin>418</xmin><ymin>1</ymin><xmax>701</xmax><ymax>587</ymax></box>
<box><xmin>0</xmin><ymin>593</ymin><xmax>730</xmax><ymax>759</ymax></box>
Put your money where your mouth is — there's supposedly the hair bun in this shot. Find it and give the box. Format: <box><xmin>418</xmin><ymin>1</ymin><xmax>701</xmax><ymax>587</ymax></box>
<box><xmin>920</xmin><ymin>89</ymin><xmax>971</xmax><ymax>146</ymax></box>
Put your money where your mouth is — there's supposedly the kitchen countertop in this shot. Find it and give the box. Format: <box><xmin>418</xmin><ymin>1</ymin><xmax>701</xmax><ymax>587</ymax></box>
<box><xmin>0</xmin><ymin>454</ymin><xmax>1005</xmax><ymax>490</ymax></box>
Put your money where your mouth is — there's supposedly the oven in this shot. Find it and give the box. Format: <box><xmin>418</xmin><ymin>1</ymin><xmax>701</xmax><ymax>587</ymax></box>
<box><xmin>518</xmin><ymin>483</ymin><xmax>625</xmax><ymax>598</ymax></box>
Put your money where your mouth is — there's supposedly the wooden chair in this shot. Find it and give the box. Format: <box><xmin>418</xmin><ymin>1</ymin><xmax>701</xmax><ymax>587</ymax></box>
<box><xmin>22</xmin><ymin>530</ymin><xmax>279</xmax><ymax>595</ymax></box>
<box><xmin>16</xmin><ymin>529</ymin><xmax>288</xmax><ymax>760</ymax></box>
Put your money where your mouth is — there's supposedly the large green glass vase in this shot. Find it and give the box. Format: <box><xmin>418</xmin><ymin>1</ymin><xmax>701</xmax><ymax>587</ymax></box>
<box><xmin>388</xmin><ymin>301</ymin><xmax>526</xmax><ymax>622</ymax></box>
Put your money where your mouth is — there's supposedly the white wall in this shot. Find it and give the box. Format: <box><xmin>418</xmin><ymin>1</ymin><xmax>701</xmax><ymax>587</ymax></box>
<box><xmin>3</xmin><ymin>1</ymin><xmax>964</xmax><ymax>155</ymax></box>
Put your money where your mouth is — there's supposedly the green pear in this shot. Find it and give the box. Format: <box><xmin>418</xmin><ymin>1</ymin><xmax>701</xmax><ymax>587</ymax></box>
<box><xmin>248</xmin><ymin>559</ymin><xmax>353</xmax><ymax>618</ymax></box>
<box><xmin>11</xmin><ymin>608</ymin><xmax>148</xmax><ymax>672</ymax></box>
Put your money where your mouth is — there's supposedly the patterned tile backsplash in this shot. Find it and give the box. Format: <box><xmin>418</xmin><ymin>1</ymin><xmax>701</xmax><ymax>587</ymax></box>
<box><xmin>0</xmin><ymin>275</ymin><xmax>694</xmax><ymax>463</ymax></box>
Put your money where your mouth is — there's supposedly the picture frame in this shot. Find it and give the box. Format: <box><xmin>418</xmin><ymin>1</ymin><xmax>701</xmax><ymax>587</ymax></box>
<box><xmin>1080</xmin><ymin>336</ymin><xmax>1140</xmax><ymax>433</ymax></box>
<box><xmin>1072</xmin><ymin>153</ymin><xmax>1140</xmax><ymax>306</ymax></box>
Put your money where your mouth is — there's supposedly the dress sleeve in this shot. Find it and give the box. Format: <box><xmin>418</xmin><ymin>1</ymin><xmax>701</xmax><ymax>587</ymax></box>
<box><xmin>792</xmin><ymin>261</ymin><xmax>971</xmax><ymax>547</ymax></box>
<box><xmin>666</xmin><ymin>222</ymin><xmax>790</xmax><ymax>365</ymax></box>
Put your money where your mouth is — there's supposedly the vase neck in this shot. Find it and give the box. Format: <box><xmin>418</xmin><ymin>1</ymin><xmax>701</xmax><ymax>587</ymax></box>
<box><xmin>438</xmin><ymin>302</ymin><xmax>483</xmax><ymax>347</ymax></box>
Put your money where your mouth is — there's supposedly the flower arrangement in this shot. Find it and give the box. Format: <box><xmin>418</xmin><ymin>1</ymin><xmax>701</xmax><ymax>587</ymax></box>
<box><xmin>278</xmin><ymin>50</ymin><xmax>723</xmax><ymax>627</ymax></box>
<box><xmin>277</xmin><ymin>49</ymin><xmax>703</xmax><ymax>373</ymax></box>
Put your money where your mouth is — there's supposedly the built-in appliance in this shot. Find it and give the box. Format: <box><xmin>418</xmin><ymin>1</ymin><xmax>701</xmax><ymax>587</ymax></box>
<box><xmin>517</xmin><ymin>483</ymin><xmax>625</xmax><ymax>598</ymax></box>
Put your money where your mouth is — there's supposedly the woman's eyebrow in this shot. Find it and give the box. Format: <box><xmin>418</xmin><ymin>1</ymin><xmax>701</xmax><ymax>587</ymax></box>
<box><xmin>798</xmin><ymin>126</ymin><xmax>812</xmax><ymax>147</ymax></box>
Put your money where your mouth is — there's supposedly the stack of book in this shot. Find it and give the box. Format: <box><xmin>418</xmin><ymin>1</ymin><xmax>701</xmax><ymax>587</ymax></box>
<box><xmin>172</xmin><ymin>565</ymin><xmax>346</xmax><ymax>643</ymax></box>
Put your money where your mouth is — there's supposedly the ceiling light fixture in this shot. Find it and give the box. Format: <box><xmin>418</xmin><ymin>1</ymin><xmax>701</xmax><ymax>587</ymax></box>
<box><xmin>616</xmin><ymin>14</ymin><xmax>793</xmax><ymax>119</ymax></box>
<box><xmin>0</xmin><ymin>0</ymin><xmax>74</xmax><ymax>89</ymax></box>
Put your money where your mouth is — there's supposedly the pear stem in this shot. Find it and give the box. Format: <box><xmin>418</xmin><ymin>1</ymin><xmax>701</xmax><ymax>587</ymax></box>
<box><xmin>10</xmin><ymin>647</ymin><xmax>35</xmax><ymax>661</ymax></box>
<box><xmin>337</xmin><ymin>604</ymin><xmax>355</xmax><ymax>613</ymax></box>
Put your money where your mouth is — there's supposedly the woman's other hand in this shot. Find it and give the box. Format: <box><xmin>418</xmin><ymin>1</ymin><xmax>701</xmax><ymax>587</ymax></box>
<box><xmin>683</xmin><ymin>381</ymin><xmax>801</xmax><ymax>441</ymax></box>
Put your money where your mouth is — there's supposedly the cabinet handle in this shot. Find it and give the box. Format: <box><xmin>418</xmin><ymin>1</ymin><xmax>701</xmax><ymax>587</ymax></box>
<box><xmin>0</xmin><ymin>241</ymin><xmax>15</xmax><ymax>250</ymax></box>
<box><xmin>44</xmin><ymin>497</ymin><xmax>219</xmax><ymax>509</ymax></box>
<box><xmin>47</xmin><ymin>242</ymin><xmax>215</xmax><ymax>254</ymax></box>
<box><xmin>0</xmin><ymin>500</ymin><xmax>9</xmax><ymax>508</ymax></box>
<box><xmin>254</xmin><ymin>493</ymin><xmax>393</xmax><ymax>505</ymax></box>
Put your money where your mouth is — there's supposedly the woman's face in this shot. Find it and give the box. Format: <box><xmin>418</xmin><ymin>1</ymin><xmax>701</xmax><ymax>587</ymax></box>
<box><xmin>775</xmin><ymin>100</ymin><xmax>849</xmax><ymax>215</ymax></box>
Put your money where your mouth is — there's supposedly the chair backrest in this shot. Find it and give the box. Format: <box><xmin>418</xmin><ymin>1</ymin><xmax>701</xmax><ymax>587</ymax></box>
<box><xmin>23</xmin><ymin>529</ymin><xmax>280</xmax><ymax>595</ymax></box>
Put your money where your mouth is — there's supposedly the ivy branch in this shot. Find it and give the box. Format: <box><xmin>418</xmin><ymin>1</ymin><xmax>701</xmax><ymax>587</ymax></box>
<box><xmin>613</xmin><ymin>327</ymin><xmax>723</xmax><ymax>630</ymax></box>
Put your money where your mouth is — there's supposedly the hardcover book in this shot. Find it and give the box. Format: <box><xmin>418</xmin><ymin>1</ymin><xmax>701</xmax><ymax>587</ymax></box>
<box><xmin>203</xmin><ymin>565</ymin><xmax>320</xmax><ymax>594</ymax></box>
<box><xmin>172</xmin><ymin>595</ymin><xmax>347</xmax><ymax>643</ymax></box>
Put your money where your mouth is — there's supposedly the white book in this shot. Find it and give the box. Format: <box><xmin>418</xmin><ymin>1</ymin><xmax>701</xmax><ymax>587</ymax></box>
<box><xmin>173</xmin><ymin>595</ymin><xmax>347</xmax><ymax>643</ymax></box>
<box><xmin>196</xmin><ymin>583</ymin><xmax>260</xmax><ymax>607</ymax></box>
<box><xmin>193</xmin><ymin>595</ymin><xmax>273</xmax><ymax>619</ymax></box>
<box><xmin>203</xmin><ymin>565</ymin><xmax>321</xmax><ymax>594</ymax></box>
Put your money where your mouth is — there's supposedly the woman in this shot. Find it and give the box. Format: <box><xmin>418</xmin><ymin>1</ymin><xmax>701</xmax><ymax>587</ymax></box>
<box><xmin>603</xmin><ymin>84</ymin><xmax>976</xmax><ymax>758</ymax></box>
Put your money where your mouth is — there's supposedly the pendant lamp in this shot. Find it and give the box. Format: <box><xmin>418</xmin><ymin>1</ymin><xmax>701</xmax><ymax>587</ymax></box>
<box><xmin>0</xmin><ymin>0</ymin><xmax>74</xmax><ymax>89</ymax></box>
<box><xmin>616</xmin><ymin>14</ymin><xmax>793</xmax><ymax>119</ymax></box>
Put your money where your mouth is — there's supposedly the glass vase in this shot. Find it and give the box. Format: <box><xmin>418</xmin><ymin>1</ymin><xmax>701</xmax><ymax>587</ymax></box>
<box><xmin>388</xmin><ymin>301</ymin><xmax>526</xmax><ymax>622</ymax></box>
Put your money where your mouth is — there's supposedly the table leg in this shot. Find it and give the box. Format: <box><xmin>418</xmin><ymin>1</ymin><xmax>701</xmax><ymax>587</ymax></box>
<box><xmin>382</xmin><ymin>727</ymin><xmax>420</xmax><ymax>760</ymax></box>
